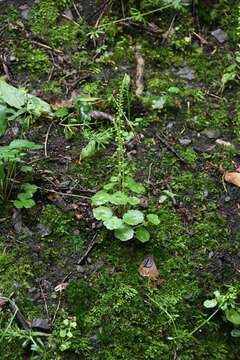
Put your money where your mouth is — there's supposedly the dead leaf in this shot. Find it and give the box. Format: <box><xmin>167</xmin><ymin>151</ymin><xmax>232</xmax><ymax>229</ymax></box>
<box><xmin>54</xmin><ymin>283</ymin><xmax>68</xmax><ymax>292</ymax></box>
<box><xmin>138</xmin><ymin>256</ymin><xmax>160</xmax><ymax>280</ymax></box>
<box><xmin>51</xmin><ymin>99</ymin><xmax>73</xmax><ymax>109</ymax></box>
<box><xmin>224</xmin><ymin>172</ymin><xmax>240</xmax><ymax>187</ymax></box>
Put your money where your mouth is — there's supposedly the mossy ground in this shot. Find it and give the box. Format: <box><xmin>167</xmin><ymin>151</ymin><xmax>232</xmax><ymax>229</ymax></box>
<box><xmin>1</xmin><ymin>1</ymin><xmax>240</xmax><ymax>359</ymax></box>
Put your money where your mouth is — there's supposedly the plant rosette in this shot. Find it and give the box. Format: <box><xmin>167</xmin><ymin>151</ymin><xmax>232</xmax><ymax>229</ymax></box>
<box><xmin>91</xmin><ymin>177</ymin><xmax>160</xmax><ymax>242</ymax></box>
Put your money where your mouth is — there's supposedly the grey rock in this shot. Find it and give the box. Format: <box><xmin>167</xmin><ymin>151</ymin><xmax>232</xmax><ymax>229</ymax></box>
<box><xmin>73</xmin><ymin>229</ymin><xmax>80</xmax><ymax>236</ymax></box>
<box><xmin>76</xmin><ymin>265</ymin><xmax>85</xmax><ymax>273</ymax></box>
<box><xmin>36</xmin><ymin>223</ymin><xmax>52</xmax><ymax>237</ymax></box>
<box><xmin>224</xmin><ymin>196</ymin><xmax>231</xmax><ymax>202</ymax></box>
<box><xmin>19</xmin><ymin>5</ymin><xmax>31</xmax><ymax>20</ymax></box>
<box><xmin>64</xmin><ymin>9</ymin><xmax>73</xmax><ymax>20</ymax></box>
<box><xmin>176</xmin><ymin>66</ymin><xmax>195</xmax><ymax>81</ymax></box>
<box><xmin>211</xmin><ymin>29</ymin><xmax>227</xmax><ymax>44</ymax></box>
<box><xmin>193</xmin><ymin>141</ymin><xmax>216</xmax><ymax>153</ymax></box>
<box><xmin>179</xmin><ymin>138</ymin><xmax>192</xmax><ymax>146</ymax></box>
<box><xmin>32</xmin><ymin>319</ymin><xmax>50</xmax><ymax>331</ymax></box>
<box><xmin>201</xmin><ymin>128</ymin><xmax>220</xmax><ymax>139</ymax></box>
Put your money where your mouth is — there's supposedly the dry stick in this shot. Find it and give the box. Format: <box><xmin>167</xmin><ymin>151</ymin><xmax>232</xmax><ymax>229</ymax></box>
<box><xmin>44</xmin><ymin>188</ymin><xmax>90</xmax><ymax>199</ymax></box>
<box><xmin>51</xmin><ymin>296</ymin><xmax>62</xmax><ymax>326</ymax></box>
<box><xmin>44</xmin><ymin>121</ymin><xmax>54</xmax><ymax>158</ymax></box>
<box><xmin>156</xmin><ymin>134</ymin><xmax>190</xmax><ymax>167</ymax></box>
<box><xmin>78</xmin><ymin>233</ymin><xmax>98</xmax><ymax>265</ymax></box>
<box><xmin>0</xmin><ymin>296</ymin><xmax>29</xmax><ymax>330</ymax></box>
<box><xmin>30</xmin><ymin>40</ymin><xmax>63</xmax><ymax>55</ymax></box>
<box><xmin>135</xmin><ymin>44</ymin><xmax>145</xmax><ymax>97</ymax></box>
<box><xmin>40</xmin><ymin>284</ymin><xmax>50</xmax><ymax>321</ymax></box>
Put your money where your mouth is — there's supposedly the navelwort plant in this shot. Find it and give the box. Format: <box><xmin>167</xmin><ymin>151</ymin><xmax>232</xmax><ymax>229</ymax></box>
<box><xmin>0</xmin><ymin>139</ymin><xmax>41</xmax><ymax>208</ymax></box>
<box><xmin>91</xmin><ymin>74</ymin><xmax>160</xmax><ymax>242</ymax></box>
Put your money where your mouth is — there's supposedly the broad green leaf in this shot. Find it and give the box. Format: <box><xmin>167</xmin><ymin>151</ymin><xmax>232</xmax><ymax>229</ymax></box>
<box><xmin>114</xmin><ymin>224</ymin><xmax>134</xmax><ymax>241</ymax></box>
<box><xmin>91</xmin><ymin>191</ymin><xmax>111</xmax><ymax>206</ymax></box>
<box><xmin>0</xmin><ymin>79</ymin><xmax>27</xmax><ymax>109</ymax></box>
<box><xmin>20</xmin><ymin>165</ymin><xmax>32</xmax><ymax>173</ymax></box>
<box><xmin>125</xmin><ymin>176</ymin><xmax>145</xmax><ymax>194</ymax></box>
<box><xmin>21</xmin><ymin>183</ymin><xmax>38</xmax><ymax>194</ymax></box>
<box><xmin>9</xmin><ymin>139</ymin><xmax>42</xmax><ymax>150</ymax></box>
<box><xmin>17</xmin><ymin>192</ymin><xmax>32</xmax><ymax>201</ymax></box>
<box><xmin>103</xmin><ymin>216</ymin><xmax>123</xmax><ymax>230</ymax></box>
<box><xmin>203</xmin><ymin>299</ymin><xmax>218</xmax><ymax>309</ymax></box>
<box><xmin>123</xmin><ymin>210</ymin><xmax>144</xmax><ymax>226</ymax></box>
<box><xmin>225</xmin><ymin>309</ymin><xmax>240</xmax><ymax>325</ymax></box>
<box><xmin>147</xmin><ymin>214</ymin><xmax>160</xmax><ymax>225</ymax></box>
<box><xmin>0</xmin><ymin>104</ymin><xmax>7</xmax><ymax>137</ymax></box>
<box><xmin>135</xmin><ymin>227</ymin><xmax>150</xmax><ymax>242</ymax></box>
<box><xmin>152</xmin><ymin>96</ymin><xmax>167</xmax><ymax>110</ymax></box>
<box><xmin>103</xmin><ymin>183</ymin><xmax>115</xmax><ymax>191</ymax></box>
<box><xmin>80</xmin><ymin>140</ymin><xmax>96</xmax><ymax>160</ymax></box>
<box><xmin>93</xmin><ymin>206</ymin><xmax>113</xmax><ymax>221</ymax></box>
<box><xmin>54</xmin><ymin>108</ymin><xmax>69</xmax><ymax>117</ymax></box>
<box><xmin>128</xmin><ymin>196</ymin><xmax>140</xmax><ymax>206</ymax></box>
<box><xmin>109</xmin><ymin>191</ymin><xmax>128</xmax><ymax>205</ymax></box>
<box><xmin>14</xmin><ymin>198</ymin><xmax>35</xmax><ymax>209</ymax></box>
<box><xmin>27</xmin><ymin>94</ymin><xmax>52</xmax><ymax>116</ymax></box>
<box><xmin>231</xmin><ymin>329</ymin><xmax>240</xmax><ymax>337</ymax></box>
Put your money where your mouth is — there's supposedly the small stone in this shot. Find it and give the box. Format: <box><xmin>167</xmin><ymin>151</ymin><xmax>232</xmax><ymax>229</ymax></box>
<box><xmin>224</xmin><ymin>196</ymin><xmax>231</xmax><ymax>202</ymax></box>
<box><xmin>36</xmin><ymin>223</ymin><xmax>52</xmax><ymax>237</ymax></box>
<box><xmin>179</xmin><ymin>138</ymin><xmax>192</xmax><ymax>146</ymax></box>
<box><xmin>73</xmin><ymin>229</ymin><xmax>80</xmax><ymax>236</ymax></box>
<box><xmin>203</xmin><ymin>190</ymin><xmax>209</xmax><ymax>197</ymax></box>
<box><xmin>211</xmin><ymin>29</ymin><xmax>227</xmax><ymax>44</ymax></box>
<box><xmin>32</xmin><ymin>319</ymin><xmax>50</xmax><ymax>331</ymax></box>
<box><xmin>64</xmin><ymin>9</ymin><xmax>74</xmax><ymax>20</ymax></box>
<box><xmin>76</xmin><ymin>265</ymin><xmax>85</xmax><ymax>273</ymax></box>
<box><xmin>176</xmin><ymin>66</ymin><xmax>195</xmax><ymax>81</ymax></box>
<box><xmin>19</xmin><ymin>5</ymin><xmax>31</xmax><ymax>20</ymax></box>
<box><xmin>193</xmin><ymin>141</ymin><xmax>216</xmax><ymax>153</ymax></box>
<box><xmin>201</xmin><ymin>128</ymin><xmax>220</xmax><ymax>139</ymax></box>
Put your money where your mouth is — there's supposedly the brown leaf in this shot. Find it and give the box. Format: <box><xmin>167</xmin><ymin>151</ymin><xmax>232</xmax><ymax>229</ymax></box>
<box><xmin>138</xmin><ymin>256</ymin><xmax>160</xmax><ymax>280</ymax></box>
<box><xmin>224</xmin><ymin>172</ymin><xmax>240</xmax><ymax>187</ymax></box>
<box><xmin>54</xmin><ymin>283</ymin><xmax>68</xmax><ymax>292</ymax></box>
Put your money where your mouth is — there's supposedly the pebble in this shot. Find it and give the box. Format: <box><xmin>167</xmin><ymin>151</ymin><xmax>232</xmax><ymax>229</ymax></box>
<box><xmin>36</xmin><ymin>223</ymin><xmax>52</xmax><ymax>237</ymax></box>
<box><xmin>211</xmin><ymin>28</ymin><xmax>227</xmax><ymax>44</ymax></box>
<box><xmin>224</xmin><ymin>196</ymin><xmax>231</xmax><ymax>202</ymax></box>
<box><xmin>32</xmin><ymin>319</ymin><xmax>50</xmax><ymax>331</ymax></box>
<box><xmin>179</xmin><ymin>138</ymin><xmax>192</xmax><ymax>146</ymax></box>
<box><xmin>201</xmin><ymin>128</ymin><xmax>220</xmax><ymax>139</ymax></box>
<box><xmin>76</xmin><ymin>265</ymin><xmax>85</xmax><ymax>273</ymax></box>
<box><xmin>176</xmin><ymin>66</ymin><xmax>195</xmax><ymax>81</ymax></box>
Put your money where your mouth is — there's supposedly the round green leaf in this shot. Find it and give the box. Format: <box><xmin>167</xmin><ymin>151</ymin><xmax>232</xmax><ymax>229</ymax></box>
<box><xmin>14</xmin><ymin>198</ymin><xmax>35</xmax><ymax>209</ymax></box>
<box><xmin>225</xmin><ymin>309</ymin><xmax>240</xmax><ymax>325</ymax></box>
<box><xmin>103</xmin><ymin>216</ymin><xmax>123</xmax><ymax>230</ymax></box>
<box><xmin>135</xmin><ymin>227</ymin><xmax>150</xmax><ymax>243</ymax></box>
<box><xmin>203</xmin><ymin>299</ymin><xmax>218</xmax><ymax>309</ymax></box>
<box><xmin>147</xmin><ymin>214</ymin><xmax>160</xmax><ymax>225</ymax></box>
<box><xmin>91</xmin><ymin>191</ymin><xmax>111</xmax><ymax>206</ymax></box>
<box><xmin>114</xmin><ymin>224</ymin><xmax>134</xmax><ymax>241</ymax></box>
<box><xmin>125</xmin><ymin>176</ymin><xmax>145</xmax><ymax>194</ymax></box>
<box><xmin>109</xmin><ymin>191</ymin><xmax>128</xmax><ymax>205</ymax></box>
<box><xmin>93</xmin><ymin>206</ymin><xmax>113</xmax><ymax>221</ymax></box>
<box><xmin>128</xmin><ymin>196</ymin><xmax>140</xmax><ymax>206</ymax></box>
<box><xmin>123</xmin><ymin>210</ymin><xmax>144</xmax><ymax>226</ymax></box>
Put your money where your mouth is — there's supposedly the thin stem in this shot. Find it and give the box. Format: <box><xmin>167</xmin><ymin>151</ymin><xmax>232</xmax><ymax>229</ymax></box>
<box><xmin>189</xmin><ymin>308</ymin><xmax>219</xmax><ymax>337</ymax></box>
<box><xmin>98</xmin><ymin>4</ymin><xmax>173</xmax><ymax>29</ymax></box>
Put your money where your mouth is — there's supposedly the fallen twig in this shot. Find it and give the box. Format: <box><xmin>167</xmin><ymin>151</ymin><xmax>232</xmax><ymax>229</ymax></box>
<box><xmin>0</xmin><ymin>296</ymin><xmax>29</xmax><ymax>330</ymax></box>
<box><xmin>44</xmin><ymin>121</ymin><xmax>54</xmax><ymax>158</ymax></box>
<box><xmin>78</xmin><ymin>233</ymin><xmax>98</xmax><ymax>265</ymax></box>
<box><xmin>156</xmin><ymin>134</ymin><xmax>190</xmax><ymax>167</ymax></box>
<box><xmin>89</xmin><ymin>110</ymin><xmax>114</xmax><ymax>122</ymax></box>
<box><xmin>44</xmin><ymin>188</ymin><xmax>90</xmax><ymax>199</ymax></box>
<box><xmin>135</xmin><ymin>44</ymin><xmax>145</xmax><ymax>97</ymax></box>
